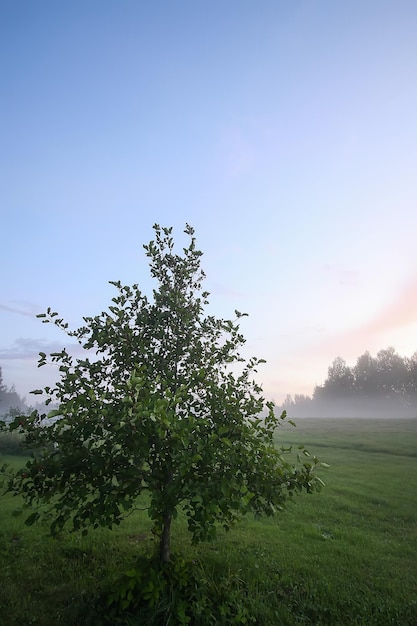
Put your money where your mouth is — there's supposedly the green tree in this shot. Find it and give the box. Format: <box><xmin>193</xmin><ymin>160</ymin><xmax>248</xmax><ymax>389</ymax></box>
<box><xmin>0</xmin><ymin>367</ymin><xmax>27</xmax><ymax>419</ymax></box>
<box><xmin>375</xmin><ymin>347</ymin><xmax>408</xmax><ymax>400</ymax></box>
<box><xmin>0</xmin><ymin>366</ymin><xmax>9</xmax><ymax>403</ymax></box>
<box><xmin>3</xmin><ymin>225</ymin><xmax>323</xmax><ymax>563</ymax></box>
<box><xmin>353</xmin><ymin>351</ymin><xmax>379</xmax><ymax>397</ymax></box>
<box><xmin>406</xmin><ymin>351</ymin><xmax>417</xmax><ymax>400</ymax></box>
<box><xmin>313</xmin><ymin>357</ymin><xmax>354</xmax><ymax>407</ymax></box>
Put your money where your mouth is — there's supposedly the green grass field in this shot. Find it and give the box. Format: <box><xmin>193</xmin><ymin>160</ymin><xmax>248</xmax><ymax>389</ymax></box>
<box><xmin>1</xmin><ymin>418</ymin><xmax>416</xmax><ymax>625</ymax></box>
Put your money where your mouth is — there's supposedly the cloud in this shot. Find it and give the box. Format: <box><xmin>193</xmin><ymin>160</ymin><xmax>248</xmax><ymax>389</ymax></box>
<box><xmin>321</xmin><ymin>263</ymin><xmax>360</xmax><ymax>286</ymax></box>
<box><xmin>0</xmin><ymin>337</ymin><xmax>82</xmax><ymax>361</ymax></box>
<box><xmin>359</xmin><ymin>273</ymin><xmax>417</xmax><ymax>335</ymax></box>
<box><xmin>0</xmin><ymin>300</ymin><xmax>40</xmax><ymax>318</ymax></box>
<box><xmin>312</xmin><ymin>273</ymin><xmax>417</xmax><ymax>358</ymax></box>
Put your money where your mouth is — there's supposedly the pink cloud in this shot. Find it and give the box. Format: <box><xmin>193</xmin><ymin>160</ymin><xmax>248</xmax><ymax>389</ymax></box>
<box><xmin>360</xmin><ymin>274</ymin><xmax>417</xmax><ymax>335</ymax></box>
<box><xmin>312</xmin><ymin>273</ymin><xmax>417</xmax><ymax>359</ymax></box>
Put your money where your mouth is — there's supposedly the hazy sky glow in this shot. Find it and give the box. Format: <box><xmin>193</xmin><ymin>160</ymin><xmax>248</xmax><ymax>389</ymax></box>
<box><xmin>1</xmin><ymin>1</ymin><xmax>417</xmax><ymax>404</ymax></box>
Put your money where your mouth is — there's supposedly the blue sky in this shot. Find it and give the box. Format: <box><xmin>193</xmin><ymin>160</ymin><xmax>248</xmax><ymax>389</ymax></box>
<box><xmin>1</xmin><ymin>0</ymin><xmax>417</xmax><ymax>404</ymax></box>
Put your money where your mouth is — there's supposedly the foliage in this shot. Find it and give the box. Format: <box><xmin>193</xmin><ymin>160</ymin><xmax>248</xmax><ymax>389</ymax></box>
<box><xmin>2</xmin><ymin>224</ymin><xmax>323</xmax><ymax>563</ymax></box>
<box><xmin>86</xmin><ymin>553</ymin><xmax>257</xmax><ymax>625</ymax></box>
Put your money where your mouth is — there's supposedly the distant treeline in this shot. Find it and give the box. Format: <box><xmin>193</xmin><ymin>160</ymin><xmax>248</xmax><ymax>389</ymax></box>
<box><xmin>2</xmin><ymin>348</ymin><xmax>417</xmax><ymax>424</ymax></box>
<box><xmin>278</xmin><ymin>347</ymin><xmax>417</xmax><ymax>418</ymax></box>
<box><xmin>0</xmin><ymin>367</ymin><xmax>27</xmax><ymax>417</ymax></box>
<box><xmin>0</xmin><ymin>366</ymin><xmax>50</xmax><ymax>422</ymax></box>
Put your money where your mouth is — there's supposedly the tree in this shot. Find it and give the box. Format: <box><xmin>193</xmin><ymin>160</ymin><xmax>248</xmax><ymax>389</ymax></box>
<box><xmin>317</xmin><ymin>357</ymin><xmax>354</xmax><ymax>402</ymax></box>
<box><xmin>375</xmin><ymin>347</ymin><xmax>408</xmax><ymax>400</ymax></box>
<box><xmin>353</xmin><ymin>351</ymin><xmax>379</xmax><ymax>397</ymax></box>
<box><xmin>406</xmin><ymin>351</ymin><xmax>417</xmax><ymax>400</ymax></box>
<box><xmin>0</xmin><ymin>367</ymin><xmax>27</xmax><ymax>419</ymax></box>
<box><xmin>2</xmin><ymin>225</ymin><xmax>323</xmax><ymax>563</ymax></box>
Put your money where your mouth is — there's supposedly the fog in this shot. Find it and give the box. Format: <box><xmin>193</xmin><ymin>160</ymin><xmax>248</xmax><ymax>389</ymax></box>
<box><xmin>276</xmin><ymin>397</ymin><xmax>416</xmax><ymax>420</ymax></box>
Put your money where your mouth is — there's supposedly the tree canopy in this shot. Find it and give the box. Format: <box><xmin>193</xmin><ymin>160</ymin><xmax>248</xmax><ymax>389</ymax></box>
<box><xmin>2</xmin><ymin>225</ymin><xmax>323</xmax><ymax>562</ymax></box>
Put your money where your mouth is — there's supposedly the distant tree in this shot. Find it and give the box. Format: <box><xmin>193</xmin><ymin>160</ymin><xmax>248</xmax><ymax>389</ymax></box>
<box><xmin>316</xmin><ymin>357</ymin><xmax>354</xmax><ymax>401</ymax></box>
<box><xmin>278</xmin><ymin>394</ymin><xmax>312</xmax><ymax>417</ymax></box>
<box><xmin>375</xmin><ymin>347</ymin><xmax>408</xmax><ymax>400</ymax></box>
<box><xmin>3</xmin><ymin>224</ymin><xmax>323</xmax><ymax>564</ymax></box>
<box><xmin>353</xmin><ymin>351</ymin><xmax>379</xmax><ymax>397</ymax></box>
<box><xmin>293</xmin><ymin>394</ymin><xmax>312</xmax><ymax>407</ymax></box>
<box><xmin>0</xmin><ymin>366</ymin><xmax>5</xmax><ymax>398</ymax></box>
<box><xmin>0</xmin><ymin>368</ymin><xmax>27</xmax><ymax>418</ymax></box>
<box><xmin>298</xmin><ymin>348</ymin><xmax>417</xmax><ymax>417</ymax></box>
<box><xmin>406</xmin><ymin>351</ymin><xmax>417</xmax><ymax>402</ymax></box>
<box><xmin>282</xmin><ymin>393</ymin><xmax>295</xmax><ymax>408</ymax></box>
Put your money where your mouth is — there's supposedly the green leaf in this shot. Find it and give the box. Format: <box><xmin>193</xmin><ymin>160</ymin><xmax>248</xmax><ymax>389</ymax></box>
<box><xmin>25</xmin><ymin>512</ymin><xmax>40</xmax><ymax>526</ymax></box>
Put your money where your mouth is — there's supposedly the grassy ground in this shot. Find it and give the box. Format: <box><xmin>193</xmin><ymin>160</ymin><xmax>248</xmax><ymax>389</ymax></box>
<box><xmin>1</xmin><ymin>418</ymin><xmax>416</xmax><ymax>624</ymax></box>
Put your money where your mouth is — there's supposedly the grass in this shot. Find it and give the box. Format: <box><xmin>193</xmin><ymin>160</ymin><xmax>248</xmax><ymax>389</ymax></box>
<box><xmin>1</xmin><ymin>418</ymin><xmax>417</xmax><ymax>624</ymax></box>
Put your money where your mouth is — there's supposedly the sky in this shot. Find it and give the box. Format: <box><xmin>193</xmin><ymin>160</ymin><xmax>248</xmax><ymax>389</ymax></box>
<box><xmin>1</xmin><ymin>0</ymin><xmax>417</xmax><ymax>405</ymax></box>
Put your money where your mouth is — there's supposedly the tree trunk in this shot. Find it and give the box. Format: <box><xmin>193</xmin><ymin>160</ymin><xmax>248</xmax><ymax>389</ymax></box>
<box><xmin>159</xmin><ymin>513</ymin><xmax>172</xmax><ymax>563</ymax></box>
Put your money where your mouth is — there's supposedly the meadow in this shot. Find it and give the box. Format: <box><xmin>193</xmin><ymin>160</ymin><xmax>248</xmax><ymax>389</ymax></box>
<box><xmin>0</xmin><ymin>418</ymin><xmax>416</xmax><ymax>625</ymax></box>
